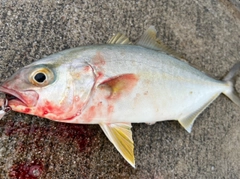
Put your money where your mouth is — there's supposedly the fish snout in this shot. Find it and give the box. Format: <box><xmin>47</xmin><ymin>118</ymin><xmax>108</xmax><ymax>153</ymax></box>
<box><xmin>0</xmin><ymin>85</ymin><xmax>39</xmax><ymax>108</ymax></box>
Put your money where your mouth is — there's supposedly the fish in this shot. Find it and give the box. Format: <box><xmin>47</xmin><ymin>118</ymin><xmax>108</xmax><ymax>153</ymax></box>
<box><xmin>0</xmin><ymin>26</ymin><xmax>240</xmax><ymax>167</ymax></box>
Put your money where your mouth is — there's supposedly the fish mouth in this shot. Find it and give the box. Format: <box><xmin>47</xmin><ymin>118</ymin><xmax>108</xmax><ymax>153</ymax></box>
<box><xmin>5</xmin><ymin>93</ymin><xmax>26</xmax><ymax>106</ymax></box>
<box><xmin>0</xmin><ymin>86</ymin><xmax>38</xmax><ymax>107</ymax></box>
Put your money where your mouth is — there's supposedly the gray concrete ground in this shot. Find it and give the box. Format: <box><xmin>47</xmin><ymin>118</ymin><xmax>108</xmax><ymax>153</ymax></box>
<box><xmin>0</xmin><ymin>0</ymin><xmax>240</xmax><ymax>178</ymax></box>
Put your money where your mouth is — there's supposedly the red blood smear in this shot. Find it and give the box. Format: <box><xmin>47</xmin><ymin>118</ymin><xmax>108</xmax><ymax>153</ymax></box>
<box><xmin>107</xmin><ymin>105</ymin><xmax>114</xmax><ymax>114</ymax></box>
<box><xmin>44</xmin><ymin>101</ymin><xmax>54</xmax><ymax>112</ymax></box>
<box><xmin>23</xmin><ymin>108</ymin><xmax>31</xmax><ymax>113</ymax></box>
<box><xmin>54</xmin><ymin>123</ymin><xmax>95</xmax><ymax>152</ymax></box>
<box><xmin>83</xmin><ymin>106</ymin><xmax>97</xmax><ymax>123</ymax></box>
<box><xmin>9</xmin><ymin>160</ymin><xmax>43</xmax><ymax>179</ymax></box>
<box><xmin>5</xmin><ymin>121</ymin><xmax>98</xmax><ymax>178</ymax></box>
<box><xmin>5</xmin><ymin>121</ymin><xmax>30</xmax><ymax>136</ymax></box>
<box><xmin>4</xmin><ymin>121</ymin><xmax>97</xmax><ymax>152</ymax></box>
<box><xmin>92</xmin><ymin>52</ymin><xmax>106</xmax><ymax>66</ymax></box>
<box><xmin>36</xmin><ymin>100</ymin><xmax>84</xmax><ymax>120</ymax></box>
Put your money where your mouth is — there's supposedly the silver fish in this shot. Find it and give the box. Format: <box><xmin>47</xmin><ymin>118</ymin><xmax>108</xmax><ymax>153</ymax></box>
<box><xmin>0</xmin><ymin>26</ymin><xmax>239</xmax><ymax>167</ymax></box>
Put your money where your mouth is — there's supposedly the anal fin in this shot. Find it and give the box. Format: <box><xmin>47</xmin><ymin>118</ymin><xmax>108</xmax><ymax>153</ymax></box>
<box><xmin>179</xmin><ymin>94</ymin><xmax>219</xmax><ymax>133</ymax></box>
<box><xmin>99</xmin><ymin>123</ymin><xmax>135</xmax><ymax>167</ymax></box>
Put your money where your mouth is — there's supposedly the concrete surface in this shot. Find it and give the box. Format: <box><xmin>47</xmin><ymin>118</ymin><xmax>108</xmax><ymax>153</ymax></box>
<box><xmin>0</xmin><ymin>0</ymin><xmax>240</xmax><ymax>178</ymax></box>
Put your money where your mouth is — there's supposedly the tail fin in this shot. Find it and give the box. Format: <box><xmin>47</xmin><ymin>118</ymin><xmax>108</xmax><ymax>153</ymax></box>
<box><xmin>223</xmin><ymin>62</ymin><xmax>240</xmax><ymax>107</ymax></box>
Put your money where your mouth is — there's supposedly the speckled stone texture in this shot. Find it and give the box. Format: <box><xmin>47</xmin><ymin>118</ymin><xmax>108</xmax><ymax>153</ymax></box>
<box><xmin>0</xmin><ymin>0</ymin><xmax>240</xmax><ymax>178</ymax></box>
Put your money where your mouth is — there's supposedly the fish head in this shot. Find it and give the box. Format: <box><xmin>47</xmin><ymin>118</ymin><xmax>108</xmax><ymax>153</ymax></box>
<box><xmin>0</xmin><ymin>60</ymin><xmax>96</xmax><ymax>121</ymax></box>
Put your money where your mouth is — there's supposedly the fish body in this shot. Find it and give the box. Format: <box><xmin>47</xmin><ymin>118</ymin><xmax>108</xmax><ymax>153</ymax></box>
<box><xmin>0</xmin><ymin>26</ymin><xmax>239</xmax><ymax>167</ymax></box>
<box><xmin>49</xmin><ymin>45</ymin><xmax>228</xmax><ymax>125</ymax></box>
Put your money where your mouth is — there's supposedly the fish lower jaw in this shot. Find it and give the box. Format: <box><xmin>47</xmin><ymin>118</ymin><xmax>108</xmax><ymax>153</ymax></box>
<box><xmin>9</xmin><ymin>99</ymin><xmax>27</xmax><ymax>107</ymax></box>
<box><xmin>0</xmin><ymin>86</ymin><xmax>39</xmax><ymax>108</ymax></box>
<box><xmin>8</xmin><ymin>101</ymin><xmax>32</xmax><ymax>114</ymax></box>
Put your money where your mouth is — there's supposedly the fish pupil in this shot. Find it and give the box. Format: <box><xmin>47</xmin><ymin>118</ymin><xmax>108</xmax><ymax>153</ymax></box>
<box><xmin>34</xmin><ymin>73</ymin><xmax>46</xmax><ymax>83</ymax></box>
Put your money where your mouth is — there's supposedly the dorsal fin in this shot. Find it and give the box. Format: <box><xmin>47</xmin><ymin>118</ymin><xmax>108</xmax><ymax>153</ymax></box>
<box><xmin>137</xmin><ymin>26</ymin><xmax>185</xmax><ymax>60</ymax></box>
<box><xmin>107</xmin><ymin>33</ymin><xmax>132</xmax><ymax>45</ymax></box>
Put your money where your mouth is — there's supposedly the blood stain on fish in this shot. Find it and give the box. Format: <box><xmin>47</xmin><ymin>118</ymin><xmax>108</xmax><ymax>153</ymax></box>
<box><xmin>92</xmin><ymin>52</ymin><xmax>106</xmax><ymax>66</ymax></box>
<box><xmin>83</xmin><ymin>66</ymin><xmax>91</xmax><ymax>72</ymax></box>
<box><xmin>107</xmin><ymin>105</ymin><xmax>114</xmax><ymax>114</ymax></box>
<box><xmin>37</xmin><ymin>101</ymin><xmax>65</xmax><ymax>117</ymax></box>
<box><xmin>82</xmin><ymin>106</ymin><xmax>97</xmax><ymax>123</ymax></box>
<box><xmin>23</xmin><ymin>108</ymin><xmax>31</xmax><ymax>113</ymax></box>
<box><xmin>43</xmin><ymin>101</ymin><xmax>54</xmax><ymax>112</ymax></box>
<box><xmin>74</xmin><ymin>95</ymin><xmax>80</xmax><ymax>102</ymax></box>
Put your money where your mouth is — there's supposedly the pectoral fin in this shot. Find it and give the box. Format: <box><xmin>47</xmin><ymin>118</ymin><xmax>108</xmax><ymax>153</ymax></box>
<box><xmin>99</xmin><ymin>123</ymin><xmax>135</xmax><ymax>167</ymax></box>
<box><xmin>98</xmin><ymin>74</ymin><xmax>139</xmax><ymax>99</ymax></box>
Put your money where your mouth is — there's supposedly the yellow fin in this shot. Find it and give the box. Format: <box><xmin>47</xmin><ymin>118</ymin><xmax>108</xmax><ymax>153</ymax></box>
<box><xmin>178</xmin><ymin>94</ymin><xmax>219</xmax><ymax>133</ymax></box>
<box><xmin>107</xmin><ymin>33</ymin><xmax>132</xmax><ymax>45</ymax></box>
<box><xmin>137</xmin><ymin>26</ymin><xmax>185</xmax><ymax>60</ymax></box>
<box><xmin>99</xmin><ymin>123</ymin><xmax>135</xmax><ymax>167</ymax></box>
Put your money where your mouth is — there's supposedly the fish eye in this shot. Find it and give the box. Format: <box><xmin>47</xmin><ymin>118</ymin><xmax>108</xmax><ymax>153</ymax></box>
<box><xmin>34</xmin><ymin>72</ymin><xmax>46</xmax><ymax>83</ymax></box>
<box><xmin>29</xmin><ymin>67</ymin><xmax>55</xmax><ymax>87</ymax></box>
